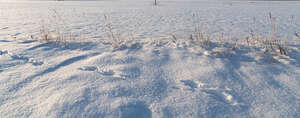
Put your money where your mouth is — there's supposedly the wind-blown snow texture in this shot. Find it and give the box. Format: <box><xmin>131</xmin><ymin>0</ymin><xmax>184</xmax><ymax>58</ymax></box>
<box><xmin>1</xmin><ymin>0</ymin><xmax>300</xmax><ymax>118</ymax></box>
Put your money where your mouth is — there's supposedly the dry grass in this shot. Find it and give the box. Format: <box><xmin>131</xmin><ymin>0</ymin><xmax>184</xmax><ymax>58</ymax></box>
<box><xmin>39</xmin><ymin>22</ymin><xmax>51</xmax><ymax>42</ymax></box>
<box><xmin>104</xmin><ymin>14</ymin><xmax>123</xmax><ymax>48</ymax></box>
<box><xmin>36</xmin><ymin>10</ymin><xmax>85</xmax><ymax>48</ymax></box>
<box><xmin>163</xmin><ymin>12</ymin><xmax>297</xmax><ymax>59</ymax></box>
<box><xmin>103</xmin><ymin>14</ymin><xmax>140</xmax><ymax>50</ymax></box>
<box><xmin>251</xmin><ymin>12</ymin><xmax>289</xmax><ymax>55</ymax></box>
<box><xmin>35</xmin><ymin>11</ymin><xmax>297</xmax><ymax>57</ymax></box>
<box><xmin>192</xmin><ymin>14</ymin><xmax>211</xmax><ymax>49</ymax></box>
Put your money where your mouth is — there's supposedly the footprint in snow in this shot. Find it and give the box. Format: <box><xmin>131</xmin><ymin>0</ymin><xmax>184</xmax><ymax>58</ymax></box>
<box><xmin>29</xmin><ymin>59</ymin><xmax>44</xmax><ymax>66</ymax></box>
<box><xmin>12</xmin><ymin>32</ymin><xmax>21</xmax><ymax>37</ymax></box>
<box><xmin>19</xmin><ymin>40</ymin><xmax>36</xmax><ymax>44</ymax></box>
<box><xmin>0</xmin><ymin>40</ymin><xmax>10</xmax><ymax>42</ymax></box>
<box><xmin>10</xmin><ymin>54</ymin><xmax>43</xmax><ymax>66</ymax></box>
<box><xmin>0</xmin><ymin>50</ymin><xmax>8</xmax><ymax>55</ymax></box>
<box><xmin>118</xmin><ymin>101</ymin><xmax>151</xmax><ymax>118</ymax></box>
<box><xmin>179</xmin><ymin>80</ymin><xmax>243</xmax><ymax>106</ymax></box>
<box><xmin>96</xmin><ymin>65</ymin><xmax>141</xmax><ymax>79</ymax></box>
<box><xmin>201</xmin><ymin>89</ymin><xmax>244</xmax><ymax>106</ymax></box>
<box><xmin>152</xmin><ymin>50</ymin><xmax>160</xmax><ymax>55</ymax></box>
<box><xmin>78</xmin><ymin>66</ymin><xmax>98</xmax><ymax>71</ymax></box>
<box><xmin>179</xmin><ymin>80</ymin><xmax>204</xmax><ymax>92</ymax></box>
<box><xmin>202</xmin><ymin>88</ymin><xmax>250</xmax><ymax>116</ymax></box>
<box><xmin>10</xmin><ymin>54</ymin><xmax>29</xmax><ymax>61</ymax></box>
<box><xmin>203</xmin><ymin>90</ymin><xmax>232</xmax><ymax>103</ymax></box>
<box><xmin>180</xmin><ymin>80</ymin><xmax>198</xmax><ymax>91</ymax></box>
<box><xmin>0</xmin><ymin>26</ymin><xmax>8</xmax><ymax>30</ymax></box>
<box><xmin>117</xmin><ymin>66</ymin><xmax>141</xmax><ymax>79</ymax></box>
<box><xmin>98</xmin><ymin>69</ymin><xmax>115</xmax><ymax>76</ymax></box>
<box><xmin>78</xmin><ymin>66</ymin><xmax>117</xmax><ymax>77</ymax></box>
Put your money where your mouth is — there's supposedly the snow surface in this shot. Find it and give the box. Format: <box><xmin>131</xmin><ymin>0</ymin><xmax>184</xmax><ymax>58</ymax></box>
<box><xmin>1</xmin><ymin>0</ymin><xmax>300</xmax><ymax>118</ymax></box>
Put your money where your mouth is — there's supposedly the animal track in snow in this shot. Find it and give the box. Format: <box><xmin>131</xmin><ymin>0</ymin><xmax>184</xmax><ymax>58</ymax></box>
<box><xmin>118</xmin><ymin>101</ymin><xmax>151</xmax><ymax>118</ymax></box>
<box><xmin>201</xmin><ymin>89</ymin><xmax>242</xmax><ymax>106</ymax></box>
<box><xmin>273</xmin><ymin>55</ymin><xmax>297</xmax><ymax>65</ymax></box>
<box><xmin>0</xmin><ymin>26</ymin><xmax>8</xmax><ymax>30</ymax></box>
<box><xmin>98</xmin><ymin>68</ymin><xmax>115</xmax><ymax>76</ymax></box>
<box><xmin>0</xmin><ymin>50</ymin><xmax>8</xmax><ymax>55</ymax></box>
<box><xmin>0</xmin><ymin>51</ymin><xmax>43</xmax><ymax>71</ymax></box>
<box><xmin>12</xmin><ymin>32</ymin><xmax>21</xmax><ymax>37</ymax></box>
<box><xmin>78</xmin><ymin>66</ymin><xmax>98</xmax><ymax>71</ymax></box>
<box><xmin>97</xmin><ymin>65</ymin><xmax>141</xmax><ymax>79</ymax></box>
<box><xmin>8</xmin><ymin>52</ymin><xmax>101</xmax><ymax>92</ymax></box>
<box><xmin>19</xmin><ymin>40</ymin><xmax>36</xmax><ymax>44</ymax></box>
<box><xmin>28</xmin><ymin>59</ymin><xmax>44</xmax><ymax>66</ymax></box>
<box><xmin>178</xmin><ymin>80</ymin><xmax>242</xmax><ymax>106</ymax></box>
<box><xmin>179</xmin><ymin>80</ymin><xmax>204</xmax><ymax>91</ymax></box>
<box><xmin>10</xmin><ymin>54</ymin><xmax>43</xmax><ymax>66</ymax></box>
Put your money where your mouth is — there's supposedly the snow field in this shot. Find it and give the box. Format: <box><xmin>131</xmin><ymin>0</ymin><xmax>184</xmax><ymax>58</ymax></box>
<box><xmin>1</xmin><ymin>1</ymin><xmax>300</xmax><ymax>118</ymax></box>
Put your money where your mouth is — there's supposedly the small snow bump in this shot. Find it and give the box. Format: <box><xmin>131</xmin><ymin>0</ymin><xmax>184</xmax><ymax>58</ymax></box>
<box><xmin>222</xmin><ymin>92</ymin><xmax>233</xmax><ymax>102</ymax></box>
<box><xmin>203</xmin><ymin>50</ymin><xmax>211</xmax><ymax>56</ymax></box>
<box><xmin>197</xmin><ymin>82</ymin><xmax>205</xmax><ymax>88</ymax></box>
<box><xmin>232</xmin><ymin>101</ymin><xmax>239</xmax><ymax>106</ymax></box>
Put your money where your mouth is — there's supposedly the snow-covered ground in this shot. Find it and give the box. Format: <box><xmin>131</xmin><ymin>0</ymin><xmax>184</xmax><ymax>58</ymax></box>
<box><xmin>1</xmin><ymin>0</ymin><xmax>300</xmax><ymax>118</ymax></box>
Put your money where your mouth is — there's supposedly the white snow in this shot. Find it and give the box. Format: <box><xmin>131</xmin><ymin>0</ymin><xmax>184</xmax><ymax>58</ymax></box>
<box><xmin>1</xmin><ymin>0</ymin><xmax>300</xmax><ymax>118</ymax></box>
